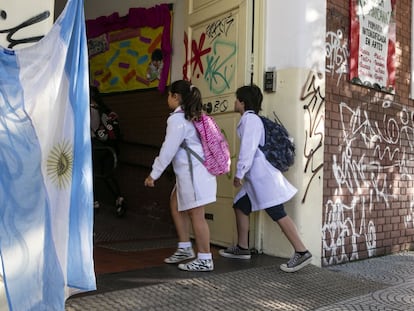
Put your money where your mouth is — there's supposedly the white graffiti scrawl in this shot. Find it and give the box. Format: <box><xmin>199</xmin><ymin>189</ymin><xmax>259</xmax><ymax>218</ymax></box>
<box><xmin>322</xmin><ymin>101</ymin><xmax>414</xmax><ymax>265</ymax></box>
<box><xmin>326</xmin><ymin>29</ymin><xmax>348</xmax><ymax>86</ymax></box>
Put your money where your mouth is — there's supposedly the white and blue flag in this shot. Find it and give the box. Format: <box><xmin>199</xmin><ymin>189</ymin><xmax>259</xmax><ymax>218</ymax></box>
<box><xmin>0</xmin><ymin>0</ymin><xmax>96</xmax><ymax>310</ymax></box>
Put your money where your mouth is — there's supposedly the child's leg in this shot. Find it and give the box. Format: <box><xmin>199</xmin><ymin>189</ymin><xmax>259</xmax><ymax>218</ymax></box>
<box><xmin>267</xmin><ymin>205</ymin><xmax>312</xmax><ymax>272</ymax></box>
<box><xmin>266</xmin><ymin>204</ymin><xmax>307</xmax><ymax>252</ymax></box>
<box><xmin>164</xmin><ymin>187</ymin><xmax>195</xmax><ymax>264</ymax></box>
<box><xmin>235</xmin><ymin>208</ymin><xmax>250</xmax><ymax>249</ymax></box>
<box><xmin>276</xmin><ymin>216</ymin><xmax>307</xmax><ymax>252</ymax></box>
<box><xmin>170</xmin><ymin>186</ymin><xmax>191</xmax><ymax>243</ymax></box>
<box><xmin>218</xmin><ymin>195</ymin><xmax>252</xmax><ymax>260</ymax></box>
<box><xmin>276</xmin><ymin>211</ymin><xmax>312</xmax><ymax>272</ymax></box>
<box><xmin>178</xmin><ymin>206</ymin><xmax>214</xmax><ymax>272</ymax></box>
<box><xmin>187</xmin><ymin>206</ymin><xmax>210</xmax><ymax>254</ymax></box>
<box><xmin>233</xmin><ymin>194</ymin><xmax>252</xmax><ymax>248</ymax></box>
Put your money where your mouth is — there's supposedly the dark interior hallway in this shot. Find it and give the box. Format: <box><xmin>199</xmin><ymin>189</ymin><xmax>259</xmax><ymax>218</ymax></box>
<box><xmin>92</xmin><ymin>161</ymin><xmax>178</xmax><ymax>274</ymax></box>
<box><xmin>90</xmin><ymin>88</ymin><xmax>188</xmax><ymax>276</ymax></box>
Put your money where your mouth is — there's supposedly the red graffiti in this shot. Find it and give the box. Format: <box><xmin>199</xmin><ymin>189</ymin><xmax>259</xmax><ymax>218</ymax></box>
<box><xmin>183</xmin><ymin>32</ymin><xmax>211</xmax><ymax>79</ymax></box>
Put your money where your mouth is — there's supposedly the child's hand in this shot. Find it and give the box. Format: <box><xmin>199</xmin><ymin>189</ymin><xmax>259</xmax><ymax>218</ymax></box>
<box><xmin>233</xmin><ymin>177</ymin><xmax>242</xmax><ymax>187</ymax></box>
<box><xmin>144</xmin><ymin>176</ymin><xmax>155</xmax><ymax>187</ymax></box>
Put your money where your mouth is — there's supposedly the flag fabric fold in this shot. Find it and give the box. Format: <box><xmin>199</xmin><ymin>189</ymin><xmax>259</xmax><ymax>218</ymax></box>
<box><xmin>0</xmin><ymin>0</ymin><xmax>96</xmax><ymax>310</ymax></box>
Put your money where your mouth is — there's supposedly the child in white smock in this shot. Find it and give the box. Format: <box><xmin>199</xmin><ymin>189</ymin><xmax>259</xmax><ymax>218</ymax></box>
<box><xmin>219</xmin><ymin>84</ymin><xmax>312</xmax><ymax>273</ymax></box>
<box><xmin>144</xmin><ymin>80</ymin><xmax>216</xmax><ymax>272</ymax></box>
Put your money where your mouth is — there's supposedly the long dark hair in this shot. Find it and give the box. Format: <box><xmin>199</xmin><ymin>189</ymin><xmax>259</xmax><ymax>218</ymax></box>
<box><xmin>235</xmin><ymin>84</ymin><xmax>263</xmax><ymax>114</ymax></box>
<box><xmin>169</xmin><ymin>80</ymin><xmax>203</xmax><ymax>121</ymax></box>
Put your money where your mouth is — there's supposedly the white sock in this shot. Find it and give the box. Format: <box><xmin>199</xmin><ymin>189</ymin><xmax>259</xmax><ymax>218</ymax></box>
<box><xmin>197</xmin><ymin>252</ymin><xmax>212</xmax><ymax>260</ymax></box>
<box><xmin>178</xmin><ymin>241</ymin><xmax>192</xmax><ymax>249</ymax></box>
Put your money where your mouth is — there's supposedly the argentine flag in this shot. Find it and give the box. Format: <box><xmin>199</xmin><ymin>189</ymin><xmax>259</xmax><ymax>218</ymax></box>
<box><xmin>0</xmin><ymin>0</ymin><xmax>96</xmax><ymax>310</ymax></box>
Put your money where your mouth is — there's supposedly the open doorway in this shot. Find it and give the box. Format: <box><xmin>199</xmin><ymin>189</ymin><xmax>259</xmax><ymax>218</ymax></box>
<box><xmin>91</xmin><ymin>88</ymin><xmax>181</xmax><ymax>273</ymax></box>
<box><xmin>53</xmin><ymin>0</ymin><xmax>255</xmax><ymax>274</ymax></box>
<box><xmin>53</xmin><ymin>0</ymin><xmax>185</xmax><ymax>274</ymax></box>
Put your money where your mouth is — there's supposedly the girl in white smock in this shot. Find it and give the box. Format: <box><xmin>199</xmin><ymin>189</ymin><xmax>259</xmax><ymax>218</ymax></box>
<box><xmin>145</xmin><ymin>80</ymin><xmax>216</xmax><ymax>272</ymax></box>
<box><xmin>219</xmin><ymin>84</ymin><xmax>313</xmax><ymax>273</ymax></box>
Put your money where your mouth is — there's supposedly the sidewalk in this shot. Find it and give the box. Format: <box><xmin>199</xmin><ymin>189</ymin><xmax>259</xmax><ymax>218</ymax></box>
<box><xmin>65</xmin><ymin>251</ymin><xmax>414</xmax><ymax>311</ymax></box>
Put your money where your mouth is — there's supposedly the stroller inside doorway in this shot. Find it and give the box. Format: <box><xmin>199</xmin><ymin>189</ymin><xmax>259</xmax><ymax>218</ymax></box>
<box><xmin>90</xmin><ymin>86</ymin><xmax>126</xmax><ymax>217</ymax></box>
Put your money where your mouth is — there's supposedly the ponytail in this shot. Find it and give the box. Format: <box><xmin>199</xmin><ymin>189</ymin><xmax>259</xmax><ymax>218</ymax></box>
<box><xmin>170</xmin><ymin>80</ymin><xmax>203</xmax><ymax>120</ymax></box>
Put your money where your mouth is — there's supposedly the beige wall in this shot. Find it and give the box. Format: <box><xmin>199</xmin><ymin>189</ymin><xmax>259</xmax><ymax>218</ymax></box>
<box><xmin>257</xmin><ymin>0</ymin><xmax>325</xmax><ymax>265</ymax></box>
<box><xmin>260</xmin><ymin>68</ymin><xmax>325</xmax><ymax>264</ymax></box>
<box><xmin>0</xmin><ymin>1</ymin><xmax>54</xmax><ymax>49</ymax></box>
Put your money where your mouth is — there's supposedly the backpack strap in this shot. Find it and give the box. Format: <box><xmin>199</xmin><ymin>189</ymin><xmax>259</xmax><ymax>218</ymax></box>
<box><xmin>180</xmin><ymin>140</ymin><xmax>204</xmax><ymax>164</ymax></box>
<box><xmin>180</xmin><ymin>140</ymin><xmax>200</xmax><ymax>200</ymax></box>
<box><xmin>180</xmin><ymin>140</ymin><xmax>204</xmax><ymax>181</ymax></box>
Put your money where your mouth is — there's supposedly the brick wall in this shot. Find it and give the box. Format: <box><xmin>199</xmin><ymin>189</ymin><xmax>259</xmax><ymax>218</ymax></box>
<box><xmin>323</xmin><ymin>0</ymin><xmax>414</xmax><ymax>265</ymax></box>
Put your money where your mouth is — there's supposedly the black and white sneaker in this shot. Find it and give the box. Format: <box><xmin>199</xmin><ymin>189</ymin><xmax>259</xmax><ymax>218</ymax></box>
<box><xmin>164</xmin><ymin>247</ymin><xmax>195</xmax><ymax>264</ymax></box>
<box><xmin>178</xmin><ymin>258</ymin><xmax>214</xmax><ymax>272</ymax></box>
<box><xmin>280</xmin><ymin>251</ymin><xmax>312</xmax><ymax>272</ymax></box>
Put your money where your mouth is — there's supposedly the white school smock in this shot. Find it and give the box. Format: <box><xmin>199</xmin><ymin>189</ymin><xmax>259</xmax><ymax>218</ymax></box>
<box><xmin>234</xmin><ymin>111</ymin><xmax>297</xmax><ymax>211</ymax></box>
<box><xmin>150</xmin><ymin>107</ymin><xmax>217</xmax><ymax>211</ymax></box>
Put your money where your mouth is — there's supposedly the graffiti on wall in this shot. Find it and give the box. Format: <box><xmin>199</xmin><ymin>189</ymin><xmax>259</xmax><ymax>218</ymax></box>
<box><xmin>0</xmin><ymin>8</ymin><xmax>50</xmax><ymax>49</ymax></box>
<box><xmin>300</xmin><ymin>71</ymin><xmax>325</xmax><ymax>203</ymax></box>
<box><xmin>184</xmin><ymin>12</ymin><xmax>238</xmax><ymax>114</ymax></box>
<box><xmin>300</xmin><ymin>27</ymin><xmax>348</xmax><ymax>204</ymax></box>
<box><xmin>326</xmin><ymin>29</ymin><xmax>349</xmax><ymax>86</ymax></box>
<box><xmin>322</xmin><ymin>100</ymin><xmax>414</xmax><ymax>265</ymax></box>
<box><xmin>323</xmin><ymin>26</ymin><xmax>414</xmax><ymax>264</ymax></box>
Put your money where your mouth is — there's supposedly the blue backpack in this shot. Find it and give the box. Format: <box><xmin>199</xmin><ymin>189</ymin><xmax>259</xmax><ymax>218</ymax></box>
<box><xmin>259</xmin><ymin>114</ymin><xmax>295</xmax><ymax>172</ymax></box>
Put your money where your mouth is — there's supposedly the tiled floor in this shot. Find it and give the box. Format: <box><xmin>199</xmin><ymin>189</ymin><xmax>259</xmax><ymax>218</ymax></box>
<box><xmin>74</xmin><ymin>202</ymin><xmax>256</xmax><ymax>299</ymax></box>
<box><xmin>88</xmin><ymin>175</ymin><xmax>279</xmax><ymax>298</ymax></box>
<box><xmin>93</xmin><ymin>202</ymin><xmax>178</xmax><ymax>274</ymax></box>
<box><xmin>92</xmin><ymin>190</ymin><xmax>227</xmax><ymax>272</ymax></box>
<box><xmin>93</xmin><ymin>243</ymin><xmax>224</xmax><ymax>274</ymax></box>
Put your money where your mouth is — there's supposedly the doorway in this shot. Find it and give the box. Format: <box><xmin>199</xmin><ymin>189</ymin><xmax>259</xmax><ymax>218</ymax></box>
<box><xmin>92</xmin><ymin>0</ymin><xmax>256</xmax><ymax>273</ymax></box>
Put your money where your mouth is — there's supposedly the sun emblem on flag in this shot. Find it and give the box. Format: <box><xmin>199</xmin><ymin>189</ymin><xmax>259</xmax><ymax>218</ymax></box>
<box><xmin>47</xmin><ymin>140</ymin><xmax>73</xmax><ymax>189</ymax></box>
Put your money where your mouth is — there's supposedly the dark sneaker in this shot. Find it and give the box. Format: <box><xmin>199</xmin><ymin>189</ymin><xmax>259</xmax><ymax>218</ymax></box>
<box><xmin>280</xmin><ymin>251</ymin><xmax>312</xmax><ymax>272</ymax></box>
<box><xmin>178</xmin><ymin>258</ymin><xmax>214</xmax><ymax>272</ymax></box>
<box><xmin>164</xmin><ymin>247</ymin><xmax>195</xmax><ymax>264</ymax></box>
<box><xmin>219</xmin><ymin>245</ymin><xmax>251</xmax><ymax>259</ymax></box>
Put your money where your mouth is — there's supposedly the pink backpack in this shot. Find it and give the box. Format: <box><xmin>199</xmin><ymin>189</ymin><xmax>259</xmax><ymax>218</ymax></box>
<box><xmin>181</xmin><ymin>114</ymin><xmax>231</xmax><ymax>176</ymax></box>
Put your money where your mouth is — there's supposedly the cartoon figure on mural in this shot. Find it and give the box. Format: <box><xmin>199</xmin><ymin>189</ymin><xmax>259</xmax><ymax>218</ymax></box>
<box><xmin>0</xmin><ymin>5</ymin><xmax>51</xmax><ymax>49</ymax></box>
<box><xmin>146</xmin><ymin>48</ymin><xmax>163</xmax><ymax>82</ymax></box>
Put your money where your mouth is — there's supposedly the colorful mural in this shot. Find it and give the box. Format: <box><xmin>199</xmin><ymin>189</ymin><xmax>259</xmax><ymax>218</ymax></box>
<box><xmin>86</xmin><ymin>4</ymin><xmax>172</xmax><ymax>93</ymax></box>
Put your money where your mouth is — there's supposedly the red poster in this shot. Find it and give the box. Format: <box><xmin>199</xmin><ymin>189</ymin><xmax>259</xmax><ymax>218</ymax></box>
<box><xmin>349</xmin><ymin>0</ymin><xmax>396</xmax><ymax>93</ymax></box>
